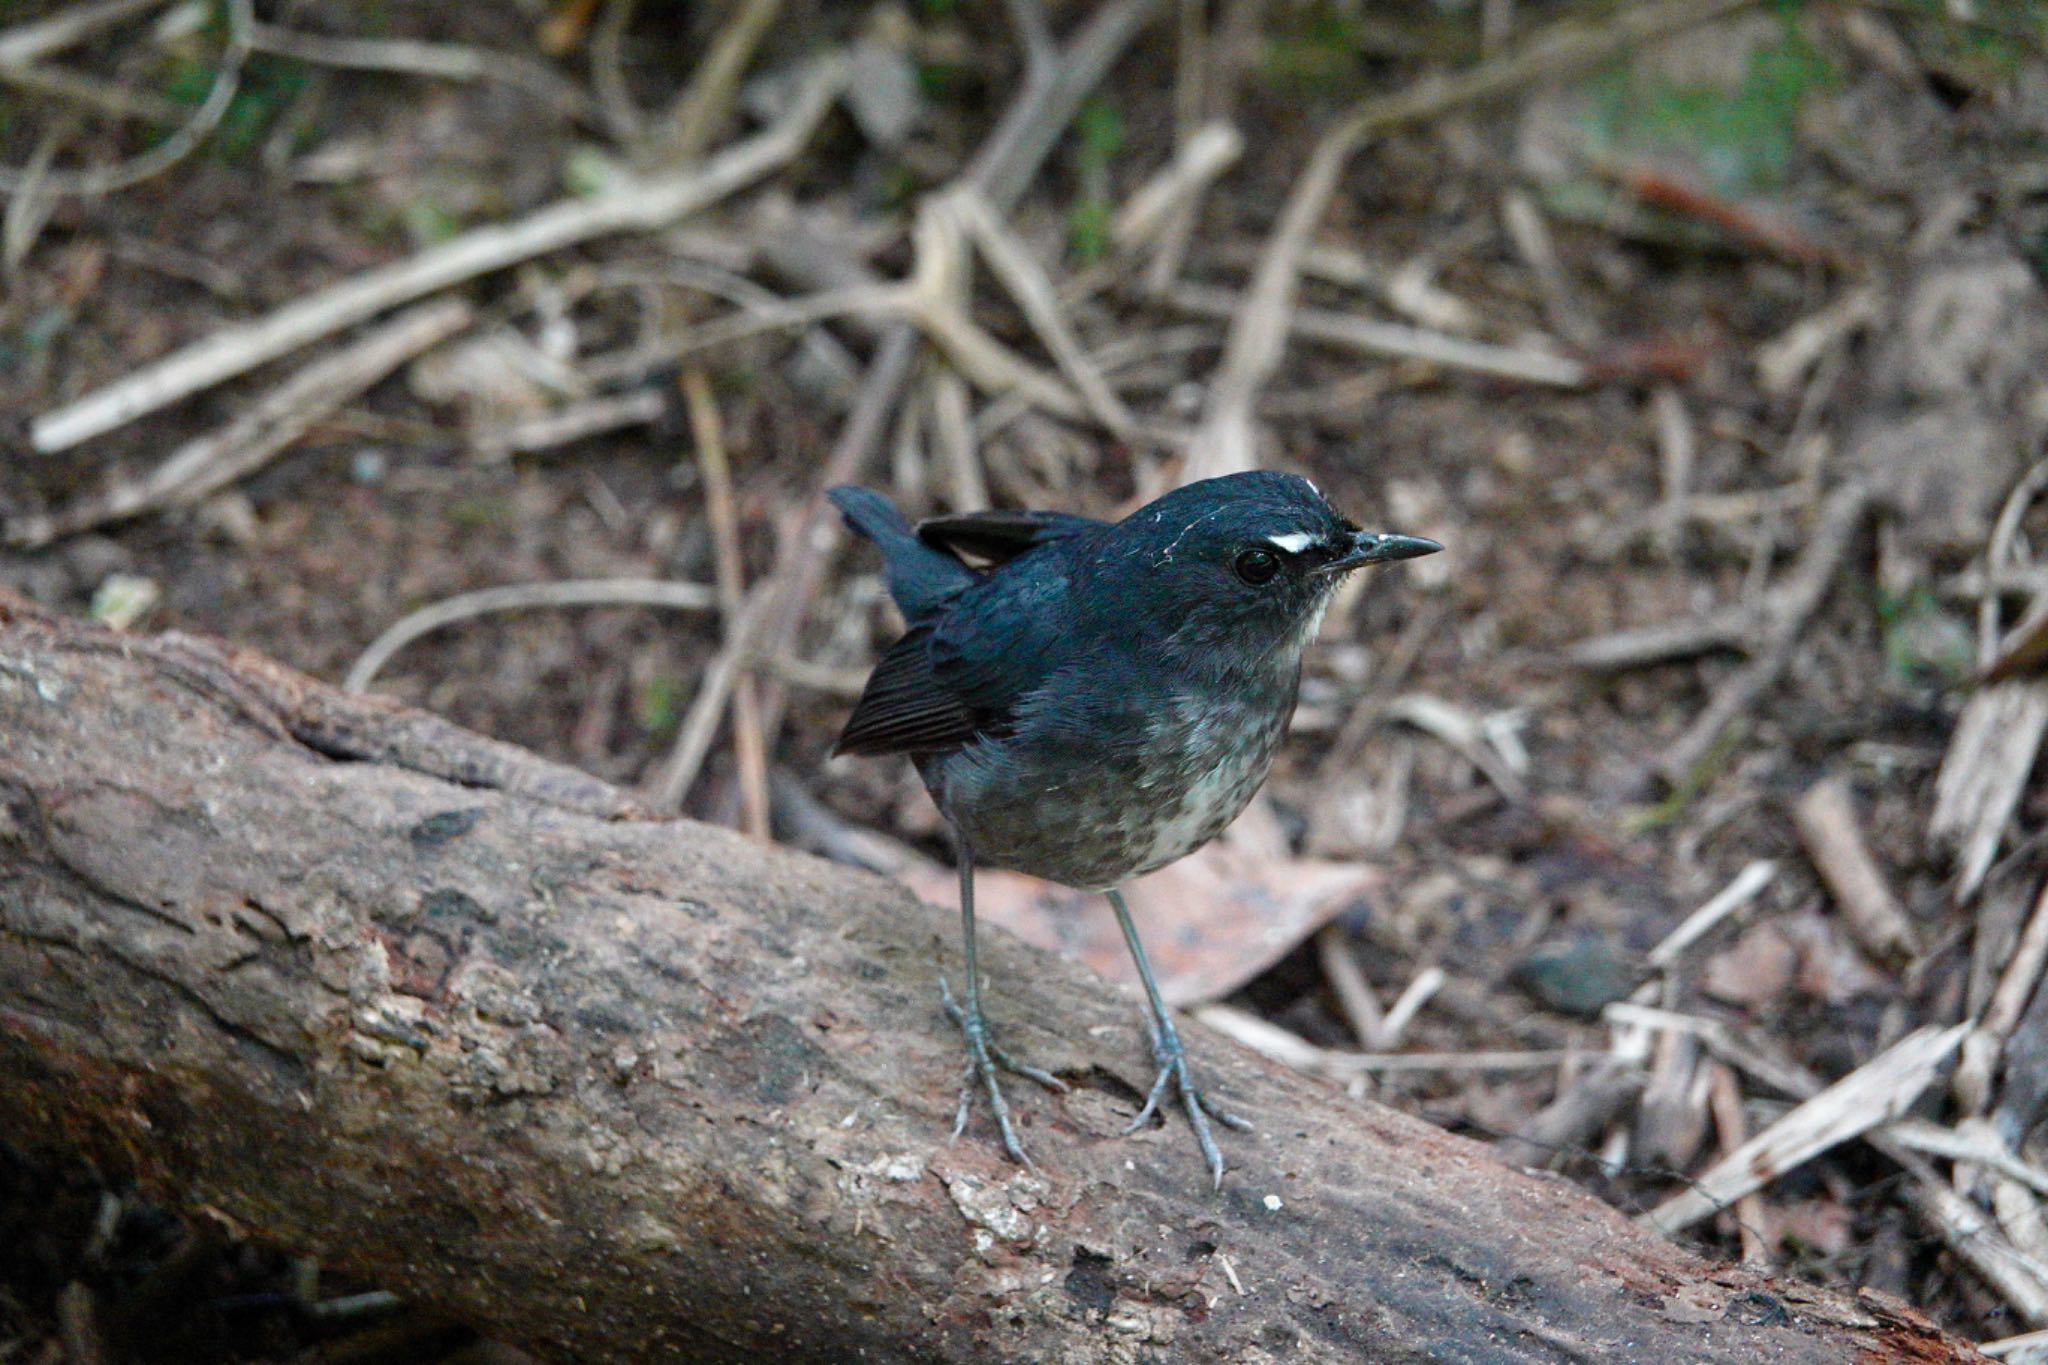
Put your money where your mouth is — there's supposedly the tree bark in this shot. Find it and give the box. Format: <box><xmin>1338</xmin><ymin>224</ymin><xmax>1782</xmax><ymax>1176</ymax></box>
<box><xmin>0</xmin><ymin>596</ymin><xmax>1983</xmax><ymax>1363</ymax></box>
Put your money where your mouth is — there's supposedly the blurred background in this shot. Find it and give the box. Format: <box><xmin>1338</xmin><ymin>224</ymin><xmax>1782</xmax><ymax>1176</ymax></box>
<box><xmin>3</xmin><ymin>0</ymin><xmax>2048</xmax><ymax>1358</ymax></box>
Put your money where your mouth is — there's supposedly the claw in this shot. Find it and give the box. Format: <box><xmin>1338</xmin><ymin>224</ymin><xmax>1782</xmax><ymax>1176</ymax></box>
<box><xmin>1125</xmin><ymin>1021</ymin><xmax>1251</xmax><ymax>1190</ymax></box>
<box><xmin>1108</xmin><ymin>890</ymin><xmax>1252</xmax><ymax>1189</ymax></box>
<box><xmin>939</xmin><ymin>977</ymin><xmax>1065</xmax><ymax>1166</ymax></box>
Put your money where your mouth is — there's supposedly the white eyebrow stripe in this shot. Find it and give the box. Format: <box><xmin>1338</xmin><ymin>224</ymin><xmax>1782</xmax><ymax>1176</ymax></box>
<box><xmin>1266</xmin><ymin>532</ymin><xmax>1316</xmax><ymax>554</ymax></box>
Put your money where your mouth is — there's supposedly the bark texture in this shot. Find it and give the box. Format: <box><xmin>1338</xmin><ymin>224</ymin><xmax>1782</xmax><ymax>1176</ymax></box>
<box><xmin>0</xmin><ymin>597</ymin><xmax>1984</xmax><ymax>1363</ymax></box>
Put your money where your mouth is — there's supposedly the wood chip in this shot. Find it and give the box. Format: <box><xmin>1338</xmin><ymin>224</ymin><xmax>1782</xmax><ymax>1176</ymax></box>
<box><xmin>1639</xmin><ymin>1024</ymin><xmax>1967</xmax><ymax>1236</ymax></box>
<box><xmin>1931</xmin><ymin>683</ymin><xmax>2048</xmax><ymax>902</ymax></box>
<box><xmin>1793</xmin><ymin>775</ymin><xmax>1918</xmax><ymax>968</ymax></box>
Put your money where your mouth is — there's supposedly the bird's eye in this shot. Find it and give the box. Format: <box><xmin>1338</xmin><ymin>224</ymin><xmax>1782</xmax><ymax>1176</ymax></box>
<box><xmin>1233</xmin><ymin>548</ymin><xmax>1281</xmax><ymax>585</ymax></box>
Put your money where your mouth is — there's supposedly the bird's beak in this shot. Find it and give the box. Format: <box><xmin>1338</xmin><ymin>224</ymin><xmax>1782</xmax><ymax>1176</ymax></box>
<box><xmin>1312</xmin><ymin>530</ymin><xmax>1443</xmax><ymax>575</ymax></box>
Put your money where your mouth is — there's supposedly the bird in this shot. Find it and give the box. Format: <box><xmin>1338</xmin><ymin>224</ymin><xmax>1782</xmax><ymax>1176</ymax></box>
<box><xmin>828</xmin><ymin>470</ymin><xmax>1441</xmax><ymax>1186</ymax></box>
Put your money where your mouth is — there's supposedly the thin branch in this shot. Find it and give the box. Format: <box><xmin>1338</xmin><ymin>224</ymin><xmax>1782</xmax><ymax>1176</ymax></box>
<box><xmin>245</xmin><ymin>21</ymin><xmax>595</xmax><ymax>123</ymax></box>
<box><xmin>965</xmin><ymin>0</ymin><xmax>1163</xmax><ymax>212</ymax></box>
<box><xmin>1655</xmin><ymin>481</ymin><xmax>1872</xmax><ymax>786</ymax></box>
<box><xmin>681</xmin><ymin>369</ymin><xmax>771</xmax><ymax>842</ymax></box>
<box><xmin>6</xmin><ymin>298</ymin><xmax>475</xmax><ymax>549</ymax></box>
<box><xmin>1182</xmin><ymin>0</ymin><xmax>1765</xmax><ymax>482</ymax></box>
<box><xmin>0</xmin><ymin>0</ymin><xmax>166</xmax><ymax>67</ymax></box>
<box><xmin>29</xmin><ymin>54</ymin><xmax>849</xmax><ymax>453</ymax></box>
<box><xmin>0</xmin><ymin>0</ymin><xmax>252</xmax><ymax>199</ymax></box>
<box><xmin>1166</xmin><ymin>282</ymin><xmax>1587</xmax><ymax>388</ymax></box>
<box><xmin>344</xmin><ymin>579</ymin><xmax>719</xmax><ymax>694</ymax></box>
<box><xmin>1640</xmin><ymin>1025</ymin><xmax>1969</xmax><ymax>1236</ymax></box>
<box><xmin>644</xmin><ymin>0</ymin><xmax>786</xmax><ymax>167</ymax></box>
<box><xmin>644</xmin><ymin>578</ymin><xmax>779</xmax><ymax>813</ymax></box>
<box><xmin>952</xmin><ymin>189</ymin><xmax>1137</xmax><ymax>438</ymax></box>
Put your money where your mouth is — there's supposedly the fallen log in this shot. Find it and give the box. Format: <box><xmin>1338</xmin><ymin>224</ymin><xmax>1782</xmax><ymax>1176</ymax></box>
<box><xmin>0</xmin><ymin>596</ymin><xmax>1982</xmax><ymax>1362</ymax></box>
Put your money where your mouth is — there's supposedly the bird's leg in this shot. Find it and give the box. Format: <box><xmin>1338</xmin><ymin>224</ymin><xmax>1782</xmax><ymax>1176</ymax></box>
<box><xmin>940</xmin><ymin>843</ymin><xmax>1065</xmax><ymax>1167</ymax></box>
<box><xmin>1108</xmin><ymin>887</ymin><xmax>1252</xmax><ymax>1189</ymax></box>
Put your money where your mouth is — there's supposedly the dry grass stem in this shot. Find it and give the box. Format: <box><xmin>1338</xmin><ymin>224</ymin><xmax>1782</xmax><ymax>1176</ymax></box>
<box><xmin>1931</xmin><ymin>685</ymin><xmax>2048</xmax><ymax>903</ymax></box>
<box><xmin>246</xmin><ymin>22</ymin><xmax>594</xmax><ymax>122</ymax></box>
<box><xmin>1654</xmin><ymin>481</ymin><xmax>1872</xmax><ymax>786</ymax></box>
<box><xmin>645</xmin><ymin>578</ymin><xmax>780</xmax><ymax>813</ymax></box>
<box><xmin>951</xmin><ymin>190</ymin><xmax>1137</xmax><ymax>438</ymax></box>
<box><xmin>1166</xmin><ymin>283</ymin><xmax>1587</xmax><ymax>388</ymax></box>
<box><xmin>0</xmin><ymin>0</ymin><xmax>166</xmax><ymax>67</ymax></box>
<box><xmin>1502</xmin><ymin>191</ymin><xmax>1598</xmax><ymax>347</ymax></box>
<box><xmin>1114</xmin><ymin>121</ymin><xmax>1243</xmax><ymax>252</ymax></box>
<box><xmin>472</xmin><ymin>389</ymin><xmax>668</xmax><ymax>461</ymax></box>
<box><xmin>0</xmin><ymin>0</ymin><xmax>251</xmax><ymax>199</ymax></box>
<box><xmin>1181</xmin><ymin>0</ymin><xmax>1765</xmax><ymax>483</ymax></box>
<box><xmin>683</xmin><ymin>369</ymin><xmax>771</xmax><ymax>841</ymax></box>
<box><xmin>1954</xmin><ymin>877</ymin><xmax>2048</xmax><ymax>1115</ymax></box>
<box><xmin>1706</xmin><ymin>1062</ymin><xmax>1772</xmax><ymax>1265</ymax></box>
<box><xmin>1195</xmin><ymin>1002</ymin><xmax>1572</xmax><ymax>1078</ymax></box>
<box><xmin>1314</xmin><ymin>925</ymin><xmax>1387</xmax><ymax>1050</ymax></box>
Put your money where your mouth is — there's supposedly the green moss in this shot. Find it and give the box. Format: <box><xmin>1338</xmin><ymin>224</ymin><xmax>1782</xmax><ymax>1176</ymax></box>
<box><xmin>164</xmin><ymin>47</ymin><xmax>311</xmax><ymax>161</ymax></box>
<box><xmin>637</xmin><ymin>675</ymin><xmax>682</xmax><ymax>737</ymax></box>
<box><xmin>1586</xmin><ymin>8</ymin><xmax>1838</xmax><ymax>192</ymax></box>
<box><xmin>1067</xmin><ymin>99</ymin><xmax>1123</xmax><ymax>263</ymax></box>
<box><xmin>1876</xmin><ymin>585</ymin><xmax>1974</xmax><ymax>689</ymax></box>
<box><xmin>1261</xmin><ymin>6</ymin><xmax>1368</xmax><ymax>98</ymax></box>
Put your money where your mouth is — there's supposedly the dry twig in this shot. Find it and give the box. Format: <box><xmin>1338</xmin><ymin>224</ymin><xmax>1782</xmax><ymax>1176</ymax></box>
<box><xmin>644</xmin><ymin>0</ymin><xmax>786</xmax><ymax>167</ymax></box>
<box><xmin>246</xmin><ymin>21</ymin><xmax>594</xmax><ymax>122</ymax></box>
<box><xmin>681</xmin><ymin>368</ymin><xmax>771</xmax><ymax>841</ymax></box>
<box><xmin>1166</xmin><ymin>284</ymin><xmax>1587</xmax><ymax>388</ymax></box>
<box><xmin>1955</xmin><ymin>877</ymin><xmax>2048</xmax><ymax>1117</ymax></box>
<box><xmin>343</xmin><ymin>579</ymin><xmax>719</xmax><ymax>694</ymax></box>
<box><xmin>29</xmin><ymin>55</ymin><xmax>849</xmax><ymax>452</ymax></box>
<box><xmin>0</xmin><ymin>0</ymin><xmax>166</xmax><ymax>68</ymax></box>
<box><xmin>1181</xmin><ymin>0</ymin><xmax>1766</xmax><ymax>483</ymax></box>
<box><xmin>0</xmin><ymin>0</ymin><xmax>252</xmax><ymax>199</ymax></box>
<box><xmin>1647</xmin><ymin>859</ymin><xmax>1777</xmax><ymax>969</ymax></box>
<box><xmin>1640</xmin><ymin>1024</ymin><xmax>1968</xmax><ymax>1236</ymax></box>
<box><xmin>7</xmin><ymin>298</ymin><xmax>475</xmax><ymax>549</ymax></box>
<box><xmin>1654</xmin><ymin>481</ymin><xmax>1872</xmax><ymax>786</ymax></box>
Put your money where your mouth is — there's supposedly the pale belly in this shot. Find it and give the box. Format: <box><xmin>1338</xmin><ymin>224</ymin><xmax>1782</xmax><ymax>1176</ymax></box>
<box><xmin>923</xmin><ymin>689</ymin><xmax>1291</xmax><ymax>891</ymax></box>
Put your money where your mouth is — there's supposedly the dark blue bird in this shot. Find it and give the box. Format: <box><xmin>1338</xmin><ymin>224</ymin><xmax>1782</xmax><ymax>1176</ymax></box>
<box><xmin>830</xmin><ymin>470</ymin><xmax>1440</xmax><ymax>1186</ymax></box>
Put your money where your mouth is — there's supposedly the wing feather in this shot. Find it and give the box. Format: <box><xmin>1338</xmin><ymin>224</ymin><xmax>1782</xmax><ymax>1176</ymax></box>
<box><xmin>916</xmin><ymin>508</ymin><xmax>1106</xmax><ymax>567</ymax></box>
<box><xmin>833</xmin><ymin>628</ymin><xmax>990</xmax><ymax>756</ymax></box>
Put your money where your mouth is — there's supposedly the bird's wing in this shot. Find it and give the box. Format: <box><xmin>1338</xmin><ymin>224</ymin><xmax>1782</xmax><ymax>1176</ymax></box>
<box><xmin>835</xmin><ymin>558</ymin><xmax>1077</xmax><ymax>757</ymax></box>
<box><xmin>833</xmin><ymin>627</ymin><xmax>987</xmax><ymax>756</ymax></box>
<box><xmin>915</xmin><ymin>508</ymin><xmax>1107</xmax><ymax>568</ymax></box>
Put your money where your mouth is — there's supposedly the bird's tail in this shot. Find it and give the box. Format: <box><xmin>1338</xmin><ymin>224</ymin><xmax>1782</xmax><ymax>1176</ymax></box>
<box><xmin>828</xmin><ymin>486</ymin><xmax>975</xmax><ymax>621</ymax></box>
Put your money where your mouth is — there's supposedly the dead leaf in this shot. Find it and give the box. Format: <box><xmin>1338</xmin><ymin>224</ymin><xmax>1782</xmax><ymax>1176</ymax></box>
<box><xmin>1779</xmin><ymin>910</ymin><xmax>1891</xmax><ymax>1005</ymax></box>
<box><xmin>1701</xmin><ymin>922</ymin><xmax>1797</xmax><ymax>1012</ymax></box>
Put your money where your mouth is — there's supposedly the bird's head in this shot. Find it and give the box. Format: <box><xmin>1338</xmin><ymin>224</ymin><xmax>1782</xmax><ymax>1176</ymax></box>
<box><xmin>1100</xmin><ymin>470</ymin><xmax>1440</xmax><ymax>670</ymax></box>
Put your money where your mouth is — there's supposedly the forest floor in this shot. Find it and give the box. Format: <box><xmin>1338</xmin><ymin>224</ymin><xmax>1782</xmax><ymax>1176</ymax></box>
<box><xmin>4</xmin><ymin>0</ymin><xmax>2048</xmax><ymax>1360</ymax></box>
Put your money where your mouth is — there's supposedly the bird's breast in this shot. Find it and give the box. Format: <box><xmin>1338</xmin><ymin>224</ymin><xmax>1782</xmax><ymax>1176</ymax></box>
<box><xmin>1124</xmin><ymin>685</ymin><xmax>1292</xmax><ymax>874</ymax></box>
<box><xmin>923</xmin><ymin>669</ymin><xmax>1298</xmax><ymax>890</ymax></box>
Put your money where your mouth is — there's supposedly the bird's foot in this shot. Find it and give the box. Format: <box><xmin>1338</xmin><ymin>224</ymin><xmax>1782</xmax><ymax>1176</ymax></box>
<box><xmin>940</xmin><ymin>978</ymin><xmax>1068</xmax><ymax>1167</ymax></box>
<box><xmin>1126</xmin><ymin>1017</ymin><xmax>1252</xmax><ymax>1190</ymax></box>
